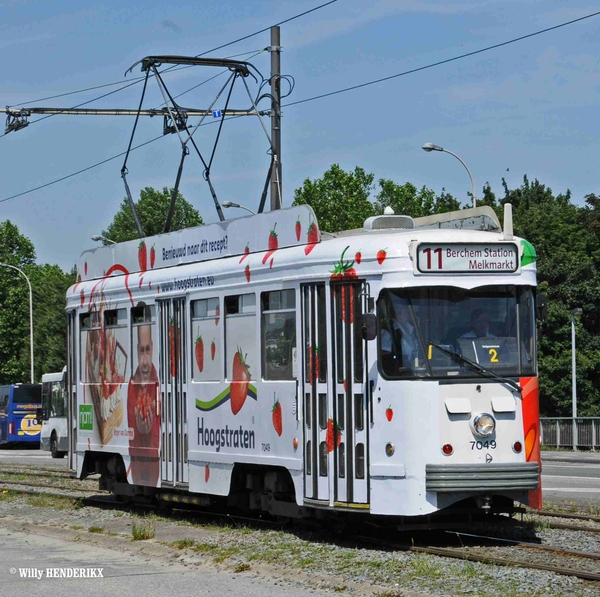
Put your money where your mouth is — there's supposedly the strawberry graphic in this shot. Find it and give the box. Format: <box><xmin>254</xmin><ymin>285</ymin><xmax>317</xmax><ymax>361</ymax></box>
<box><xmin>245</xmin><ymin>264</ymin><xmax>251</xmax><ymax>283</ymax></box>
<box><xmin>139</xmin><ymin>276</ymin><xmax>144</xmax><ymax>288</ymax></box>
<box><xmin>150</xmin><ymin>245</ymin><xmax>156</xmax><ymax>268</ymax></box>
<box><xmin>138</xmin><ymin>240</ymin><xmax>147</xmax><ymax>272</ymax></box>
<box><xmin>80</xmin><ymin>289</ymin><xmax>85</xmax><ymax>307</ymax></box>
<box><xmin>270</xmin><ymin>258</ymin><xmax>274</xmax><ymax>269</ymax></box>
<box><xmin>325</xmin><ymin>418</ymin><xmax>342</xmax><ymax>453</ymax></box>
<box><xmin>215</xmin><ymin>306</ymin><xmax>220</xmax><ymax>326</ymax></box>
<box><xmin>272</xmin><ymin>398</ymin><xmax>283</xmax><ymax>437</ymax></box>
<box><xmin>211</xmin><ymin>339</ymin><xmax>216</xmax><ymax>361</ymax></box>
<box><xmin>377</xmin><ymin>248</ymin><xmax>387</xmax><ymax>265</ymax></box>
<box><xmin>239</xmin><ymin>243</ymin><xmax>250</xmax><ymax>264</ymax></box>
<box><xmin>355</xmin><ymin>251</ymin><xmax>362</xmax><ymax>265</ymax></box>
<box><xmin>304</xmin><ymin>221</ymin><xmax>319</xmax><ymax>255</ymax></box>
<box><xmin>230</xmin><ymin>349</ymin><xmax>251</xmax><ymax>415</ymax></box>
<box><xmin>295</xmin><ymin>218</ymin><xmax>301</xmax><ymax>241</ymax></box>
<box><xmin>262</xmin><ymin>223</ymin><xmax>279</xmax><ymax>264</ymax></box>
<box><xmin>330</xmin><ymin>246</ymin><xmax>358</xmax><ymax>323</ymax></box>
<box><xmin>343</xmin><ymin>379</ymin><xmax>347</xmax><ymax>392</ymax></box>
<box><xmin>386</xmin><ymin>406</ymin><xmax>394</xmax><ymax>422</ymax></box>
<box><xmin>84</xmin><ymin>261</ymin><xmax>88</xmax><ymax>276</ymax></box>
<box><xmin>205</xmin><ymin>465</ymin><xmax>210</xmax><ymax>483</ymax></box>
<box><xmin>195</xmin><ymin>336</ymin><xmax>204</xmax><ymax>373</ymax></box>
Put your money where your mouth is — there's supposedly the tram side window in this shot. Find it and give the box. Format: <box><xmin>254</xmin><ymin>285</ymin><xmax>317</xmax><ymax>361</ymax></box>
<box><xmin>225</xmin><ymin>294</ymin><xmax>257</xmax><ymax>383</ymax></box>
<box><xmin>104</xmin><ymin>309</ymin><xmax>129</xmax><ymax>388</ymax></box>
<box><xmin>191</xmin><ymin>298</ymin><xmax>221</xmax><ymax>381</ymax></box>
<box><xmin>130</xmin><ymin>304</ymin><xmax>157</xmax><ymax>381</ymax></box>
<box><xmin>80</xmin><ymin>311</ymin><xmax>102</xmax><ymax>387</ymax></box>
<box><xmin>261</xmin><ymin>290</ymin><xmax>296</xmax><ymax>380</ymax></box>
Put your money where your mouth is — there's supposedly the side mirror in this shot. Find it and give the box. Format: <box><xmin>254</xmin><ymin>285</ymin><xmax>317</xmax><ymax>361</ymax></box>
<box><xmin>536</xmin><ymin>294</ymin><xmax>547</xmax><ymax>322</ymax></box>
<box><xmin>361</xmin><ymin>313</ymin><xmax>377</xmax><ymax>341</ymax></box>
<box><xmin>36</xmin><ymin>408</ymin><xmax>43</xmax><ymax>424</ymax></box>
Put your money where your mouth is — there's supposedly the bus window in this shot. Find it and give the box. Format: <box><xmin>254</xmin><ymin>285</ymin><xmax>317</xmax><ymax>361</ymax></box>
<box><xmin>225</xmin><ymin>294</ymin><xmax>256</xmax><ymax>382</ymax></box>
<box><xmin>191</xmin><ymin>298</ymin><xmax>221</xmax><ymax>381</ymax></box>
<box><xmin>261</xmin><ymin>289</ymin><xmax>296</xmax><ymax>380</ymax></box>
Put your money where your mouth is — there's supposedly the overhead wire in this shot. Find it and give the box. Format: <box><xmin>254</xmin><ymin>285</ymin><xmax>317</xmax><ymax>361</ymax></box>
<box><xmin>1</xmin><ymin>7</ymin><xmax>599</xmax><ymax>205</ymax></box>
<box><xmin>7</xmin><ymin>0</ymin><xmax>339</xmax><ymax>108</ymax></box>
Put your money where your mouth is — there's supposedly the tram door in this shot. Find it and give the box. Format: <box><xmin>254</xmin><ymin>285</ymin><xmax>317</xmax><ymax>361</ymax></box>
<box><xmin>158</xmin><ymin>298</ymin><xmax>188</xmax><ymax>487</ymax></box>
<box><xmin>67</xmin><ymin>310</ymin><xmax>77</xmax><ymax>472</ymax></box>
<box><xmin>331</xmin><ymin>281</ymin><xmax>369</xmax><ymax>505</ymax></box>
<box><xmin>302</xmin><ymin>284</ymin><xmax>329</xmax><ymax>502</ymax></box>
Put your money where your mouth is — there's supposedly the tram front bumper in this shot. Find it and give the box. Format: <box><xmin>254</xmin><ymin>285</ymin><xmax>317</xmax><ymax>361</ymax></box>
<box><xmin>425</xmin><ymin>462</ymin><xmax>540</xmax><ymax>493</ymax></box>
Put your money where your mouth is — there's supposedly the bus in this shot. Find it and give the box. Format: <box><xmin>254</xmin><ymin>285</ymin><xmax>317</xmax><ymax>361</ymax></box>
<box><xmin>40</xmin><ymin>367</ymin><xmax>68</xmax><ymax>458</ymax></box>
<box><xmin>0</xmin><ymin>383</ymin><xmax>42</xmax><ymax>446</ymax></box>
<box><xmin>67</xmin><ymin>203</ymin><xmax>542</xmax><ymax>520</ymax></box>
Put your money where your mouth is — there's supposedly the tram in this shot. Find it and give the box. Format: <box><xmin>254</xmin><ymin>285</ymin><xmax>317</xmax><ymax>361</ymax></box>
<box><xmin>68</xmin><ymin>203</ymin><xmax>542</xmax><ymax>518</ymax></box>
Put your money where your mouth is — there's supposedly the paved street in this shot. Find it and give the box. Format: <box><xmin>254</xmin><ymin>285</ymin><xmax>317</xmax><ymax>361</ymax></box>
<box><xmin>0</xmin><ymin>447</ymin><xmax>68</xmax><ymax>468</ymax></box>
<box><xmin>541</xmin><ymin>450</ymin><xmax>600</xmax><ymax>508</ymax></box>
<box><xmin>0</xmin><ymin>525</ymin><xmax>332</xmax><ymax>597</ymax></box>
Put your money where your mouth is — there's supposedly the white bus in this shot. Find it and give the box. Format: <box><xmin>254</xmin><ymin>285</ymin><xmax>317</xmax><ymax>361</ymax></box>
<box><xmin>67</xmin><ymin>203</ymin><xmax>542</xmax><ymax>519</ymax></box>
<box><xmin>40</xmin><ymin>367</ymin><xmax>68</xmax><ymax>458</ymax></box>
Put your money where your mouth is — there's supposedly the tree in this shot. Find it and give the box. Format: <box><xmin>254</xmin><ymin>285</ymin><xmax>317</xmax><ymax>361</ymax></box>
<box><xmin>102</xmin><ymin>187</ymin><xmax>203</xmax><ymax>243</ymax></box>
<box><xmin>505</xmin><ymin>176</ymin><xmax>600</xmax><ymax>416</ymax></box>
<box><xmin>375</xmin><ymin>180</ymin><xmax>460</xmax><ymax>217</ymax></box>
<box><xmin>292</xmin><ymin>165</ymin><xmax>375</xmax><ymax>232</ymax></box>
<box><xmin>30</xmin><ymin>264</ymin><xmax>77</xmax><ymax>381</ymax></box>
<box><xmin>0</xmin><ymin>221</ymin><xmax>36</xmax><ymax>383</ymax></box>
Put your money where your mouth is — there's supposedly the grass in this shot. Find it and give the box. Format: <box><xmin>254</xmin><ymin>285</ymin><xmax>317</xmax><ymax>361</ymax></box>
<box><xmin>169</xmin><ymin>538</ymin><xmax>195</xmax><ymax>550</ymax></box>
<box><xmin>131</xmin><ymin>517</ymin><xmax>156</xmax><ymax>541</ymax></box>
<box><xmin>233</xmin><ymin>562</ymin><xmax>251</xmax><ymax>573</ymax></box>
<box><xmin>88</xmin><ymin>525</ymin><xmax>104</xmax><ymax>533</ymax></box>
<box><xmin>192</xmin><ymin>541</ymin><xmax>240</xmax><ymax>563</ymax></box>
<box><xmin>407</xmin><ymin>554</ymin><xmax>444</xmax><ymax>580</ymax></box>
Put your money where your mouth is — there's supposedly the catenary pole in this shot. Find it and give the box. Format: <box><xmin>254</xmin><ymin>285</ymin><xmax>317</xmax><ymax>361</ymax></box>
<box><xmin>270</xmin><ymin>26</ymin><xmax>282</xmax><ymax>211</ymax></box>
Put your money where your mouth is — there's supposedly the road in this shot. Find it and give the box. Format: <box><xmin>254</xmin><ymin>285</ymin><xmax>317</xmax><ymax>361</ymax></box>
<box><xmin>1</xmin><ymin>448</ymin><xmax>599</xmax><ymax>508</ymax></box>
<box><xmin>0</xmin><ymin>525</ymin><xmax>333</xmax><ymax>597</ymax></box>
<box><xmin>541</xmin><ymin>451</ymin><xmax>600</xmax><ymax>508</ymax></box>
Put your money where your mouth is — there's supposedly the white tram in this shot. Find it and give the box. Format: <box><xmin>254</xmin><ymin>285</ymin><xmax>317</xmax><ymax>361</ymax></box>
<box><xmin>68</xmin><ymin>204</ymin><xmax>542</xmax><ymax>518</ymax></box>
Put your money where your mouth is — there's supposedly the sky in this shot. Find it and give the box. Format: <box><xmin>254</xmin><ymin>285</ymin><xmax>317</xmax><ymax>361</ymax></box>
<box><xmin>2</xmin><ymin>0</ymin><xmax>599</xmax><ymax>271</ymax></box>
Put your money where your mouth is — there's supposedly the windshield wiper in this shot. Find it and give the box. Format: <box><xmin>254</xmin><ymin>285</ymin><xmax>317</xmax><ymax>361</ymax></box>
<box><xmin>429</xmin><ymin>343</ymin><xmax>522</xmax><ymax>394</ymax></box>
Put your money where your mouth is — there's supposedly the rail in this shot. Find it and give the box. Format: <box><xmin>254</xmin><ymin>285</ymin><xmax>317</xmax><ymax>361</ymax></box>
<box><xmin>540</xmin><ymin>417</ymin><xmax>599</xmax><ymax>451</ymax></box>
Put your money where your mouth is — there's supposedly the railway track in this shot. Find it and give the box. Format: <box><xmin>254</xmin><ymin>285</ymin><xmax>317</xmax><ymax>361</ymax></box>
<box><xmin>2</xmin><ymin>472</ymin><xmax>599</xmax><ymax>586</ymax></box>
<box><xmin>359</xmin><ymin>535</ymin><xmax>600</xmax><ymax>584</ymax></box>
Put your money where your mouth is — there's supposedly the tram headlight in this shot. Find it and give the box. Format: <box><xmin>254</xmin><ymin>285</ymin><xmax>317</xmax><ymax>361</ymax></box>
<box><xmin>472</xmin><ymin>413</ymin><xmax>495</xmax><ymax>438</ymax></box>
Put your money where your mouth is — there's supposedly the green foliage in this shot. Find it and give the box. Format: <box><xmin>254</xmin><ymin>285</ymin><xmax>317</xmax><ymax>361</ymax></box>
<box><xmin>502</xmin><ymin>176</ymin><xmax>600</xmax><ymax>416</ymax></box>
<box><xmin>0</xmin><ymin>221</ymin><xmax>36</xmax><ymax>383</ymax></box>
<box><xmin>293</xmin><ymin>165</ymin><xmax>461</xmax><ymax>232</ymax></box>
<box><xmin>102</xmin><ymin>186</ymin><xmax>203</xmax><ymax>243</ymax></box>
<box><xmin>292</xmin><ymin>164</ymin><xmax>376</xmax><ymax>232</ymax></box>
<box><xmin>0</xmin><ymin>221</ymin><xmax>75</xmax><ymax>383</ymax></box>
<box><xmin>375</xmin><ymin>180</ymin><xmax>460</xmax><ymax>217</ymax></box>
<box><xmin>30</xmin><ymin>264</ymin><xmax>77</xmax><ymax>381</ymax></box>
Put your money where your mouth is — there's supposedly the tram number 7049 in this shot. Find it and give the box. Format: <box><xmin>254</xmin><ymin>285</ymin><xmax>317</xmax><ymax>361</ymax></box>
<box><xmin>470</xmin><ymin>440</ymin><xmax>497</xmax><ymax>450</ymax></box>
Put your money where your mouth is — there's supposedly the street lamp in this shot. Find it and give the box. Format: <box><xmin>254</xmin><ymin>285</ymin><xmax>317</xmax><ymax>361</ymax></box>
<box><xmin>0</xmin><ymin>263</ymin><xmax>34</xmax><ymax>383</ymax></box>
<box><xmin>571</xmin><ymin>307</ymin><xmax>583</xmax><ymax>450</ymax></box>
<box><xmin>422</xmin><ymin>143</ymin><xmax>477</xmax><ymax>208</ymax></box>
<box><xmin>91</xmin><ymin>235</ymin><xmax>116</xmax><ymax>245</ymax></box>
<box><xmin>221</xmin><ymin>201</ymin><xmax>256</xmax><ymax>215</ymax></box>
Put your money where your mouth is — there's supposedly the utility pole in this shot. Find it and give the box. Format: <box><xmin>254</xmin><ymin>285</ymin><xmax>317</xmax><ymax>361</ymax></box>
<box><xmin>270</xmin><ymin>26</ymin><xmax>282</xmax><ymax>211</ymax></box>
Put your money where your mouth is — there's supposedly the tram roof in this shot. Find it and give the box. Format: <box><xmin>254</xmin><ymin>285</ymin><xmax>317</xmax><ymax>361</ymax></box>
<box><xmin>77</xmin><ymin>204</ymin><xmax>502</xmax><ymax>283</ymax></box>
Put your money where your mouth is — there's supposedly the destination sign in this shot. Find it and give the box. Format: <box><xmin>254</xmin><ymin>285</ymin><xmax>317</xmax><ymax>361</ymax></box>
<box><xmin>416</xmin><ymin>243</ymin><xmax>518</xmax><ymax>274</ymax></box>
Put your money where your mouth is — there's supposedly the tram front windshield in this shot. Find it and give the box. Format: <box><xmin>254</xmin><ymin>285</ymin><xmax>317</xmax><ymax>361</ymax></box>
<box><xmin>378</xmin><ymin>286</ymin><xmax>536</xmax><ymax>379</ymax></box>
